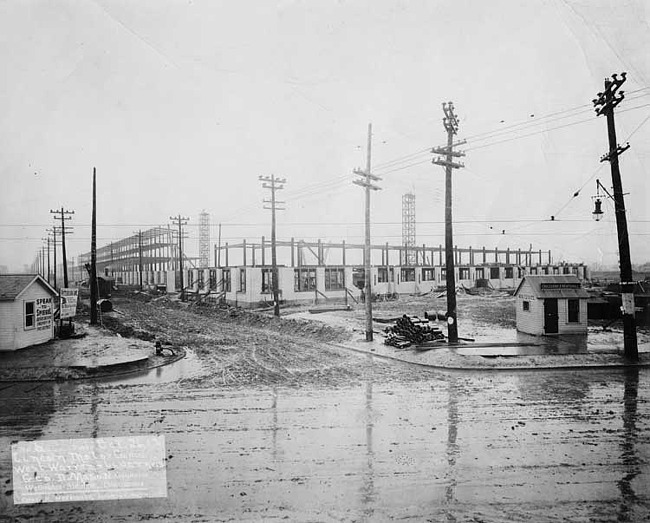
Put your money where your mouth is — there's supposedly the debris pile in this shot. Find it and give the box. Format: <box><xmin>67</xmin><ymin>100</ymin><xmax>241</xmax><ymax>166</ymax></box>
<box><xmin>384</xmin><ymin>315</ymin><xmax>445</xmax><ymax>348</ymax></box>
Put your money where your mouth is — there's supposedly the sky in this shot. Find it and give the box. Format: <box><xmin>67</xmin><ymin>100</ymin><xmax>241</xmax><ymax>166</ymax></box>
<box><xmin>0</xmin><ymin>0</ymin><xmax>649</xmax><ymax>272</ymax></box>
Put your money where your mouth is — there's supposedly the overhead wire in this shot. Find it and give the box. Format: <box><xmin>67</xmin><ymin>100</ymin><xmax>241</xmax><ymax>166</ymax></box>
<box><xmin>549</xmin><ymin>100</ymin><xmax>650</xmax><ymax>219</ymax></box>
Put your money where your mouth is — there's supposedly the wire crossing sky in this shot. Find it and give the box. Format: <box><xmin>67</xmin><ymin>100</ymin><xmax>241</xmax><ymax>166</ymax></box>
<box><xmin>0</xmin><ymin>0</ymin><xmax>648</xmax><ymax>271</ymax></box>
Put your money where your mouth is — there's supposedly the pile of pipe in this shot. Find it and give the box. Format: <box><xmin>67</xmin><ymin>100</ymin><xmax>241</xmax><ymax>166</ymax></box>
<box><xmin>384</xmin><ymin>314</ymin><xmax>444</xmax><ymax>348</ymax></box>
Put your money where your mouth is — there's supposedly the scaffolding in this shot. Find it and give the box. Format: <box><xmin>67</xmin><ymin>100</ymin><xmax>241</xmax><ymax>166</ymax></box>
<box><xmin>401</xmin><ymin>192</ymin><xmax>416</xmax><ymax>266</ymax></box>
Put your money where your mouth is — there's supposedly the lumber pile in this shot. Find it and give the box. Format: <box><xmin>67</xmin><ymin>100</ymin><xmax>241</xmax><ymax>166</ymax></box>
<box><xmin>383</xmin><ymin>315</ymin><xmax>445</xmax><ymax>348</ymax></box>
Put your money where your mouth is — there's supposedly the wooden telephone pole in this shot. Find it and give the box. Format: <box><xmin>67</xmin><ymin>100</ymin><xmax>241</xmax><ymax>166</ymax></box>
<box><xmin>170</xmin><ymin>215</ymin><xmax>190</xmax><ymax>302</ymax></box>
<box><xmin>90</xmin><ymin>168</ymin><xmax>98</xmax><ymax>325</ymax></box>
<box><xmin>432</xmin><ymin>102</ymin><xmax>465</xmax><ymax>344</ymax></box>
<box><xmin>46</xmin><ymin>228</ymin><xmax>59</xmax><ymax>290</ymax></box>
<box><xmin>50</xmin><ymin>207</ymin><xmax>74</xmax><ymax>288</ymax></box>
<box><xmin>259</xmin><ymin>175</ymin><xmax>286</xmax><ymax>317</ymax></box>
<box><xmin>593</xmin><ymin>72</ymin><xmax>638</xmax><ymax>361</ymax></box>
<box><xmin>41</xmin><ymin>236</ymin><xmax>51</xmax><ymax>285</ymax></box>
<box><xmin>353</xmin><ymin>123</ymin><xmax>381</xmax><ymax>342</ymax></box>
<box><xmin>138</xmin><ymin>230</ymin><xmax>143</xmax><ymax>290</ymax></box>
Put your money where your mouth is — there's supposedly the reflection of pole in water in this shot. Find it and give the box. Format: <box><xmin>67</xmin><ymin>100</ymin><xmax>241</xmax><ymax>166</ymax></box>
<box><xmin>361</xmin><ymin>355</ymin><xmax>376</xmax><ymax>517</ymax></box>
<box><xmin>618</xmin><ymin>367</ymin><xmax>640</xmax><ymax>522</ymax></box>
<box><xmin>91</xmin><ymin>382</ymin><xmax>99</xmax><ymax>440</ymax></box>
<box><xmin>445</xmin><ymin>378</ymin><xmax>459</xmax><ymax>522</ymax></box>
<box><xmin>271</xmin><ymin>387</ymin><xmax>278</xmax><ymax>464</ymax></box>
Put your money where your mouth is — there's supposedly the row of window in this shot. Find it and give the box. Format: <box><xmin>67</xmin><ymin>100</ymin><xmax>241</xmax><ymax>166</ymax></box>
<box><xmin>521</xmin><ymin>299</ymin><xmax>580</xmax><ymax>323</ymax></box>
<box><xmin>212</xmin><ymin>265</ymin><xmax>583</xmax><ymax>293</ymax></box>
<box><xmin>390</xmin><ymin>266</ymin><xmax>514</xmax><ymax>283</ymax></box>
<box><xmin>218</xmin><ymin>268</ymin><xmax>347</xmax><ymax>293</ymax></box>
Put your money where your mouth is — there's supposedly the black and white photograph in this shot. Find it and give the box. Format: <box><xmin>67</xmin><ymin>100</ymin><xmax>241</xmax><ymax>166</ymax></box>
<box><xmin>0</xmin><ymin>1</ymin><xmax>649</xmax><ymax>521</ymax></box>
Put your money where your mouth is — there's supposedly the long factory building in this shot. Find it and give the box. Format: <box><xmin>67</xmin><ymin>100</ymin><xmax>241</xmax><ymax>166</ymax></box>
<box><xmin>76</xmin><ymin>230</ymin><xmax>588</xmax><ymax>308</ymax></box>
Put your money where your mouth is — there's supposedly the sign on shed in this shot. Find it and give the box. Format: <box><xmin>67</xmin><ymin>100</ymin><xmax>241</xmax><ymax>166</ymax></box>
<box><xmin>59</xmin><ymin>288</ymin><xmax>79</xmax><ymax>319</ymax></box>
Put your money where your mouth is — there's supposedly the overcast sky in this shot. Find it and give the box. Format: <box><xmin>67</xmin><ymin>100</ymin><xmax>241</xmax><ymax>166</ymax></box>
<box><xmin>1</xmin><ymin>0</ymin><xmax>648</xmax><ymax>272</ymax></box>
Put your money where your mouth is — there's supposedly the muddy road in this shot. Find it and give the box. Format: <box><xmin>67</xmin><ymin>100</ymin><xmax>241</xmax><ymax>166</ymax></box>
<box><xmin>0</xmin><ymin>298</ymin><xmax>648</xmax><ymax>521</ymax></box>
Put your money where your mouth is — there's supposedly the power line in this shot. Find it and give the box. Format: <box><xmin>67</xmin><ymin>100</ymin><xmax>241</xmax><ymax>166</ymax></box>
<box><xmin>2</xmin><ymin>218</ymin><xmax>649</xmax><ymax>229</ymax></box>
<box><xmin>549</xmin><ymin>100</ymin><xmax>650</xmax><ymax>220</ymax></box>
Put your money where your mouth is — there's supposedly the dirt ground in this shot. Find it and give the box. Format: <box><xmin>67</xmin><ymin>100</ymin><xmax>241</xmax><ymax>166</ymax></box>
<box><xmin>95</xmin><ymin>292</ymin><xmax>440</xmax><ymax>389</ymax></box>
<box><xmin>94</xmin><ymin>290</ymin><xmax>649</xmax><ymax>386</ymax></box>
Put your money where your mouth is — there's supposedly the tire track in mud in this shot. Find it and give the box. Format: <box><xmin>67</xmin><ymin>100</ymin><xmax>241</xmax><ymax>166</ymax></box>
<box><xmin>103</xmin><ymin>296</ymin><xmax>441</xmax><ymax>389</ymax></box>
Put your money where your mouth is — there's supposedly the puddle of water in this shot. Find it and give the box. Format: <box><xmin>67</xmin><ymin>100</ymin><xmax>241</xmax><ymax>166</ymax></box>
<box><xmin>106</xmin><ymin>349</ymin><xmax>206</xmax><ymax>385</ymax></box>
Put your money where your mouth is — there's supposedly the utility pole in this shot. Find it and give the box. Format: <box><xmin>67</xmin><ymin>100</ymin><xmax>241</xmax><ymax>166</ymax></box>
<box><xmin>170</xmin><ymin>215</ymin><xmax>189</xmax><ymax>301</ymax></box>
<box><xmin>593</xmin><ymin>72</ymin><xmax>638</xmax><ymax>361</ymax></box>
<box><xmin>259</xmin><ymin>175</ymin><xmax>286</xmax><ymax>317</ymax></box>
<box><xmin>46</xmin><ymin>227</ymin><xmax>61</xmax><ymax>290</ymax></box>
<box><xmin>353</xmin><ymin>123</ymin><xmax>381</xmax><ymax>342</ymax></box>
<box><xmin>432</xmin><ymin>102</ymin><xmax>465</xmax><ymax>343</ymax></box>
<box><xmin>50</xmin><ymin>207</ymin><xmax>74</xmax><ymax>288</ymax></box>
<box><xmin>217</xmin><ymin>223</ymin><xmax>222</xmax><ymax>268</ymax></box>
<box><xmin>90</xmin><ymin>168</ymin><xmax>98</xmax><ymax>325</ymax></box>
<box><xmin>42</xmin><ymin>236</ymin><xmax>51</xmax><ymax>285</ymax></box>
<box><xmin>138</xmin><ymin>230</ymin><xmax>143</xmax><ymax>290</ymax></box>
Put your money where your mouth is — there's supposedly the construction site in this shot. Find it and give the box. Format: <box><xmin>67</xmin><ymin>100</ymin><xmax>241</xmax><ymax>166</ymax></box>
<box><xmin>73</xmin><ymin>197</ymin><xmax>587</xmax><ymax>309</ymax></box>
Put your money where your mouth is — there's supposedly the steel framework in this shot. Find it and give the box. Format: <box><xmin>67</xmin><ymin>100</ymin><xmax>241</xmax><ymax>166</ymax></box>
<box><xmin>401</xmin><ymin>192</ymin><xmax>416</xmax><ymax>266</ymax></box>
<box><xmin>199</xmin><ymin>211</ymin><xmax>210</xmax><ymax>268</ymax></box>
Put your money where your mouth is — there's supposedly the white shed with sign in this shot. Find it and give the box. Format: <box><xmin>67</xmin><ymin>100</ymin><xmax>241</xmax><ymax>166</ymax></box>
<box><xmin>0</xmin><ymin>274</ymin><xmax>58</xmax><ymax>351</ymax></box>
<box><xmin>514</xmin><ymin>275</ymin><xmax>589</xmax><ymax>335</ymax></box>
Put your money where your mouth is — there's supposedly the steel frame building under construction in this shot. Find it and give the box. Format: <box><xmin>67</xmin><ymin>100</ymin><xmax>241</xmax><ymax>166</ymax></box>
<box><xmin>75</xmin><ymin>230</ymin><xmax>587</xmax><ymax>307</ymax></box>
<box><xmin>76</xmin><ymin>226</ymin><xmax>180</xmax><ymax>285</ymax></box>
<box><xmin>200</xmin><ymin>238</ymin><xmax>587</xmax><ymax>308</ymax></box>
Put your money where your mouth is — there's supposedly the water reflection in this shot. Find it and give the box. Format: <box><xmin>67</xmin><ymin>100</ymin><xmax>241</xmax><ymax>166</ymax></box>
<box><xmin>515</xmin><ymin>371</ymin><xmax>592</xmax><ymax>410</ymax></box>
<box><xmin>618</xmin><ymin>367</ymin><xmax>640</xmax><ymax>522</ymax></box>
<box><xmin>108</xmin><ymin>348</ymin><xmax>204</xmax><ymax>386</ymax></box>
<box><xmin>271</xmin><ymin>386</ymin><xmax>278</xmax><ymax>464</ymax></box>
<box><xmin>445</xmin><ymin>378</ymin><xmax>459</xmax><ymax>523</ymax></box>
<box><xmin>361</xmin><ymin>356</ymin><xmax>376</xmax><ymax>519</ymax></box>
<box><xmin>0</xmin><ymin>382</ymin><xmax>58</xmax><ymax>441</ymax></box>
<box><xmin>90</xmin><ymin>381</ymin><xmax>99</xmax><ymax>439</ymax></box>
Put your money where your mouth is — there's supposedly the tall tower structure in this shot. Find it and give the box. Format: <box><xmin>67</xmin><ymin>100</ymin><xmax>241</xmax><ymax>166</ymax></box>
<box><xmin>401</xmin><ymin>192</ymin><xmax>416</xmax><ymax>266</ymax></box>
<box><xmin>198</xmin><ymin>210</ymin><xmax>210</xmax><ymax>268</ymax></box>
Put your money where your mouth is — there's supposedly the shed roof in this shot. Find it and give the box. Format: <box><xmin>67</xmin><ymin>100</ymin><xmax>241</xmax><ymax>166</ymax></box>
<box><xmin>514</xmin><ymin>275</ymin><xmax>590</xmax><ymax>299</ymax></box>
<box><xmin>0</xmin><ymin>274</ymin><xmax>58</xmax><ymax>301</ymax></box>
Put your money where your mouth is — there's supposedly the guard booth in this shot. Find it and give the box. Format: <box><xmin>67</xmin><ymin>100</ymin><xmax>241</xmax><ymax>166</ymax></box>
<box><xmin>514</xmin><ymin>275</ymin><xmax>589</xmax><ymax>335</ymax></box>
<box><xmin>0</xmin><ymin>274</ymin><xmax>58</xmax><ymax>351</ymax></box>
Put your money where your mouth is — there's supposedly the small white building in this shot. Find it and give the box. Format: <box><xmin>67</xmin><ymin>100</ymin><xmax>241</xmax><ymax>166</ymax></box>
<box><xmin>514</xmin><ymin>275</ymin><xmax>589</xmax><ymax>336</ymax></box>
<box><xmin>0</xmin><ymin>274</ymin><xmax>58</xmax><ymax>351</ymax></box>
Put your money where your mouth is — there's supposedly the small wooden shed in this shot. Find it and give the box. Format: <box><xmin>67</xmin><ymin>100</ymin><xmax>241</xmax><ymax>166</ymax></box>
<box><xmin>0</xmin><ymin>274</ymin><xmax>58</xmax><ymax>351</ymax></box>
<box><xmin>514</xmin><ymin>275</ymin><xmax>589</xmax><ymax>335</ymax></box>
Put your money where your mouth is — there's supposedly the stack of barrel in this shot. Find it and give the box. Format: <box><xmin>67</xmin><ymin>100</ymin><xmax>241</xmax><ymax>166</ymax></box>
<box><xmin>384</xmin><ymin>315</ymin><xmax>445</xmax><ymax>348</ymax></box>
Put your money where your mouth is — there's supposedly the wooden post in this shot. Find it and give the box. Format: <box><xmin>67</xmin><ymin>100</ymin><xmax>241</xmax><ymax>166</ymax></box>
<box><xmin>90</xmin><ymin>168</ymin><xmax>98</xmax><ymax>325</ymax></box>
<box><xmin>262</xmin><ymin>236</ymin><xmax>266</xmax><ymax>266</ymax></box>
